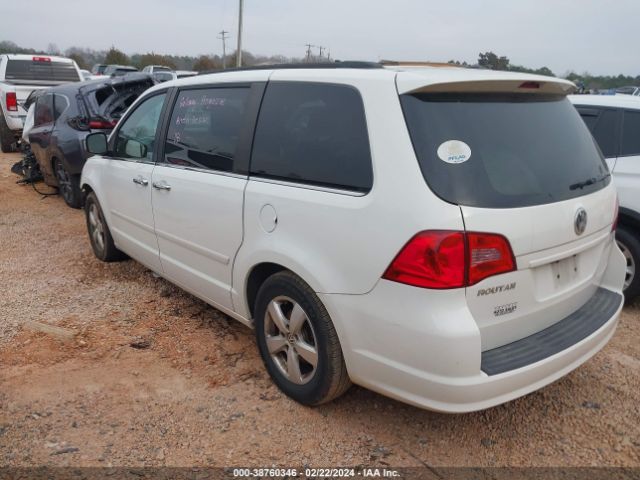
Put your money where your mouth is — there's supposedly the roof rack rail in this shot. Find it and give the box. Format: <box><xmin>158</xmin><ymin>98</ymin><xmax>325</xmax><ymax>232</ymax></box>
<box><xmin>197</xmin><ymin>61</ymin><xmax>383</xmax><ymax>75</ymax></box>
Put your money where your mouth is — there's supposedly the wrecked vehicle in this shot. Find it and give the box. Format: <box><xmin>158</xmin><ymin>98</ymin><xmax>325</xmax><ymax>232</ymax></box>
<box><xmin>29</xmin><ymin>73</ymin><xmax>155</xmax><ymax>208</ymax></box>
<box><xmin>0</xmin><ymin>54</ymin><xmax>83</xmax><ymax>152</ymax></box>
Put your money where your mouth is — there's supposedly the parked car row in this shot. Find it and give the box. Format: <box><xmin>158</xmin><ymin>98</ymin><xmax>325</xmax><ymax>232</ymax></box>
<box><xmin>28</xmin><ymin>73</ymin><xmax>156</xmax><ymax>207</ymax></box>
<box><xmin>75</xmin><ymin>63</ymin><xmax>627</xmax><ymax>412</ymax></box>
<box><xmin>93</xmin><ymin>63</ymin><xmax>194</xmax><ymax>83</ymax></box>
<box><xmin>0</xmin><ymin>54</ymin><xmax>83</xmax><ymax>152</ymax></box>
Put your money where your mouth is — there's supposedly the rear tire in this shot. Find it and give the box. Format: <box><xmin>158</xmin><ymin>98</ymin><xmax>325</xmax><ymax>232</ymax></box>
<box><xmin>85</xmin><ymin>192</ymin><xmax>127</xmax><ymax>262</ymax></box>
<box><xmin>616</xmin><ymin>226</ymin><xmax>640</xmax><ymax>303</ymax></box>
<box><xmin>0</xmin><ymin>108</ymin><xmax>15</xmax><ymax>153</ymax></box>
<box><xmin>254</xmin><ymin>271</ymin><xmax>351</xmax><ymax>406</ymax></box>
<box><xmin>53</xmin><ymin>159</ymin><xmax>82</xmax><ymax>208</ymax></box>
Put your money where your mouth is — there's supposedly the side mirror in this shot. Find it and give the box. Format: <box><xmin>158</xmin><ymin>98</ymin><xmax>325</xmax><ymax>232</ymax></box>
<box><xmin>125</xmin><ymin>139</ymin><xmax>147</xmax><ymax>159</ymax></box>
<box><xmin>86</xmin><ymin>132</ymin><xmax>108</xmax><ymax>155</ymax></box>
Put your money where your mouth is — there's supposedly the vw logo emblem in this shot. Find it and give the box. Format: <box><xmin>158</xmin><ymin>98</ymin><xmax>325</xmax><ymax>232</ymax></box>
<box><xmin>574</xmin><ymin>208</ymin><xmax>588</xmax><ymax>235</ymax></box>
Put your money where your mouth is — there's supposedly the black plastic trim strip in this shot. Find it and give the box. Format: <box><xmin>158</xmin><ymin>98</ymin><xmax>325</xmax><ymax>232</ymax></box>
<box><xmin>481</xmin><ymin>288</ymin><xmax>622</xmax><ymax>376</ymax></box>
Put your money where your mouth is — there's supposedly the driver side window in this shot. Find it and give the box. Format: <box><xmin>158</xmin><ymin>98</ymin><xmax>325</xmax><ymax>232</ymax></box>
<box><xmin>114</xmin><ymin>93</ymin><xmax>166</xmax><ymax>161</ymax></box>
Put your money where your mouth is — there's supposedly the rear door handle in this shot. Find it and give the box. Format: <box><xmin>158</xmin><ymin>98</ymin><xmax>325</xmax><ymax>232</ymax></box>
<box><xmin>132</xmin><ymin>176</ymin><xmax>148</xmax><ymax>186</ymax></box>
<box><xmin>152</xmin><ymin>181</ymin><xmax>171</xmax><ymax>191</ymax></box>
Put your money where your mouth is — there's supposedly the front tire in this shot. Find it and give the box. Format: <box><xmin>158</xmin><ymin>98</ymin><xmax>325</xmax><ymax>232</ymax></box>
<box><xmin>85</xmin><ymin>192</ymin><xmax>127</xmax><ymax>262</ymax></box>
<box><xmin>53</xmin><ymin>159</ymin><xmax>82</xmax><ymax>208</ymax></box>
<box><xmin>616</xmin><ymin>226</ymin><xmax>640</xmax><ymax>303</ymax></box>
<box><xmin>254</xmin><ymin>271</ymin><xmax>351</xmax><ymax>405</ymax></box>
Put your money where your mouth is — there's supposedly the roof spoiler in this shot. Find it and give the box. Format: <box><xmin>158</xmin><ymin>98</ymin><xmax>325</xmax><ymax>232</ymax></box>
<box><xmin>397</xmin><ymin>75</ymin><xmax>576</xmax><ymax>96</ymax></box>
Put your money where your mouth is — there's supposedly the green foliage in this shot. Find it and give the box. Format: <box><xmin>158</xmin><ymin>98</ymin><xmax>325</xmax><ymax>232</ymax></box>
<box><xmin>67</xmin><ymin>53</ymin><xmax>87</xmax><ymax>70</ymax></box>
<box><xmin>193</xmin><ymin>55</ymin><xmax>220</xmax><ymax>72</ymax></box>
<box><xmin>104</xmin><ymin>46</ymin><xmax>130</xmax><ymax>66</ymax></box>
<box><xmin>566</xmin><ymin>71</ymin><xmax>640</xmax><ymax>90</ymax></box>
<box><xmin>478</xmin><ymin>51</ymin><xmax>510</xmax><ymax>71</ymax></box>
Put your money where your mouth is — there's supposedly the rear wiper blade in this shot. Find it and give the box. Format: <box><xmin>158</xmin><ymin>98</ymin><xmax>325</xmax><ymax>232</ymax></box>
<box><xmin>569</xmin><ymin>173</ymin><xmax>611</xmax><ymax>190</ymax></box>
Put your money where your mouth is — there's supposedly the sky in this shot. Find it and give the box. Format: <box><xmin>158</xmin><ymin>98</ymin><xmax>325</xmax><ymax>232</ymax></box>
<box><xmin>3</xmin><ymin>0</ymin><xmax>639</xmax><ymax>76</ymax></box>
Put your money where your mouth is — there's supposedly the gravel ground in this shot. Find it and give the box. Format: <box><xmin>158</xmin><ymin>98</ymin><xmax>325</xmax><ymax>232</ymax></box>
<box><xmin>0</xmin><ymin>151</ymin><xmax>639</xmax><ymax>468</ymax></box>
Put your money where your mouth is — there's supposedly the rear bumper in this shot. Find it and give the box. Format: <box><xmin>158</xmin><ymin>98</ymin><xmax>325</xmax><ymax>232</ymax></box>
<box><xmin>319</xmin><ymin>242</ymin><xmax>626</xmax><ymax>413</ymax></box>
<box><xmin>5</xmin><ymin>113</ymin><xmax>25</xmax><ymax>133</ymax></box>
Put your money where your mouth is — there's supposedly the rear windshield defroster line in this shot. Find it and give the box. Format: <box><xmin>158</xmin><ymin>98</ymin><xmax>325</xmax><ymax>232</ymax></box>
<box><xmin>400</xmin><ymin>93</ymin><xmax>610</xmax><ymax>208</ymax></box>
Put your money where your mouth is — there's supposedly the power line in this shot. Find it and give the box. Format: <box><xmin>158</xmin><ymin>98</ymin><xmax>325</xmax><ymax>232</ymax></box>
<box><xmin>218</xmin><ymin>30</ymin><xmax>229</xmax><ymax>69</ymax></box>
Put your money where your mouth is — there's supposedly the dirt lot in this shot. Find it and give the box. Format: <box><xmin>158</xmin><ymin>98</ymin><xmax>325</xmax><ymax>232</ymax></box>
<box><xmin>0</xmin><ymin>151</ymin><xmax>639</xmax><ymax>469</ymax></box>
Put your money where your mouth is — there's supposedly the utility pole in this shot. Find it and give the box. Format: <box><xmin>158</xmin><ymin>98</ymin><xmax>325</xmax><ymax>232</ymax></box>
<box><xmin>236</xmin><ymin>0</ymin><xmax>244</xmax><ymax>67</ymax></box>
<box><xmin>305</xmin><ymin>44</ymin><xmax>314</xmax><ymax>62</ymax></box>
<box><xmin>218</xmin><ymin>30</ymin><xmax>229</xmax><ymax>69</ymax></box>
<box><xmin>318</xmin><ymin>46</ymin><xmax>325</xmax><ymax>59</ymax></box>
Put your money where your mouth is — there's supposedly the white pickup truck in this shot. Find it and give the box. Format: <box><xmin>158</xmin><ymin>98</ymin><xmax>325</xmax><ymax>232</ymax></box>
<box><xmin>0</xmin><ymin>54</ymin><xmax>82</xmax><ymax>152</ymax></box>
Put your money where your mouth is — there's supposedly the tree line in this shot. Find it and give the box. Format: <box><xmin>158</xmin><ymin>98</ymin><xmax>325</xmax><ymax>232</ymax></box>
<box><xmin>451</xmin><ymin>51</ymin><xmax>639</xmax><ymax>90</ymax></box>
<box><xmin>0</xmin><ymin>40</ymin><xmax>303</xmax><ymax>72</ymax></box>
<box><xmin>1</xmin><ymin>41</ymin><xmax>637</xmax><ymax>89</ymax></box>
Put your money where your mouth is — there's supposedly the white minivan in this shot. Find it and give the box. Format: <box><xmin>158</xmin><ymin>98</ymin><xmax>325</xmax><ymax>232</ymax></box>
<box><xmin>81</xmin><ymin>63</ymin><xmax>626</xmax><ymax>412</ymax></box>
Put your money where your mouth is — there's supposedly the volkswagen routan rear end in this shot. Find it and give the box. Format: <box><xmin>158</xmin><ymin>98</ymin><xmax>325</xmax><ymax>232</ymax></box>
<box><xmin>316</xmin><ymin>67</ymin><xmax>626</xmax><ymax>412</ymax></box>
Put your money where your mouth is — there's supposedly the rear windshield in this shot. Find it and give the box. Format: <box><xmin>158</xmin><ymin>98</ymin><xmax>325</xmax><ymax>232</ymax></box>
<box><xmin>400</xmin><ymin>94</ymin><xmax>610</xmax><ymax>208</ymax></box>
<box><xmin>5</xmin><ymin>59</ymin><xmax>80</xmax><ymax>84</ymax></box>
<box><xmin>85</xmin><ymin>79</ymin><xmax>154</xmax><ymax>120</ymax></box>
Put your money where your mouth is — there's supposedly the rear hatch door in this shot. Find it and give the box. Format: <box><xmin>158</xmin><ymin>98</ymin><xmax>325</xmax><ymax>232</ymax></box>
<box><xmin>398</xmin><ymin>75</ymin><xmax>618</xmax><ymax>350</ymax></box>
<box><xmin>79</xmin><ymin>74</ymin><xmax>154</xmax><ymax>129</ymax></box>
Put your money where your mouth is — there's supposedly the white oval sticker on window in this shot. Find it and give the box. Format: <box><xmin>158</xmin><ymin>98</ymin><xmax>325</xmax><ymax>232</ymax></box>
<box><xmin>437</xmin><ymin>140</ymin><xmax>472</xmax><ymax>164</ymax></box>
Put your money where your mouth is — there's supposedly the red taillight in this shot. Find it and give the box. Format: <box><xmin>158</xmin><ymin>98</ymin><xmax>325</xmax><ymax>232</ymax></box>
<box><xmin>383</xmin><ymin>231</ymin><xmax>466</xmax><ymax>289</ymax></box>
<box><xmin>32</xmin><ymin>56</ymin><xmax>51</xmax><ymax>62</ymax></box>
<box><xmin>89</xmin><ymin>119</ymin><xmax>117</xmax><ymax>129</ymax></box>
<box><xmin>383</xmin><ymin>231</ymin><xmax>516</xmax><ymax>289</ymax></box>
<box><xmin>612</xmin><ymin>196</ymin><xmax>619</xmax><ymax>232</ymax></box>
<box><xmin>467</xmin><ymin>232</ymin><xmax>516</xmax><ymax>286</ymax></box>
<box><xmin>6</xmin><ymin>92</ymin><xmax>17</xmax><ymax>112</ymax></box>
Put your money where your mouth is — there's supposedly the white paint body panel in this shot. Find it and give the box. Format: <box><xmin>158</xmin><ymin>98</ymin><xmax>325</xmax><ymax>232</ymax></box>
<box><xmin>81</xmin><ymin>67</ymin><xmax>626</xmax><ymax>412</ymax></box>
<box><xmin>98</xmin><ymin>159</ymin><xmax>162</xmax><ymax>272</ymax></box>
<box><xmin>151</xmin><ymin>165</ymin><xmax>246</xmax><ymax>311</ymax></box>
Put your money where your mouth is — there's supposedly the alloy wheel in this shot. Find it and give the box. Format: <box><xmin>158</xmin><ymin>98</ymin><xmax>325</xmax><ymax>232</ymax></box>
<box><xmin>263</xmin><ymin>296</ymin><xmax>318</xmax><ymax>385</ymax></box>
<box><xmin>88</xmin><ymin>203</ymin><xmax>105</xmax><ymax>254</ymax></box>
<box><xmin>617</xmin><ymin>240</ymin><xmax>636</xmax><ymax>291</ymax></box>
<box><xmin>54</xmin><ymin>162</ymin><xmax>73</xmax><ymax>203</ymax></box>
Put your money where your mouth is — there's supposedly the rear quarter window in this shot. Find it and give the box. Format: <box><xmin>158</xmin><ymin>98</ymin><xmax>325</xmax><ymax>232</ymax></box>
<box><xmin>401</xmin><ymin>94</ymin><xmax>610</xmax><ymax>208</ymax></box>
<box><xmin>577</xmin><ymin>107</ymin><xmax>619</xmax><ymax>158</ymax></box>
<box><xmin>250</xmin><ymin>82</ymin><xmax>373</xmax><ymax>192</ymax></box>
<box><xmin>621</xmin><ymin>110</ymin><xmax>640</xmax><ymax>156</ymax></box>
<box><xmin>34</xmin><ymin>94</ymin><xmax>54</xmax><ymax>126</ymax></box>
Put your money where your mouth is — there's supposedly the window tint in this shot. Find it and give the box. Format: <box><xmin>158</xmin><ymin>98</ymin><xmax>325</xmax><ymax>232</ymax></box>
<box><xmin>114</xmin><ymin>93</ymin><xmax>166</xmax><ymax>160</ymax></box>
<box><xmin>587</xmin><ymin>109</ymin><xmax>619</xmax><ymax>158</ymax></box>
<box><xmin>164</xmin><ymin>87</ymin><xmax>250</xmax><ymax>173</ymax></box>
<box><xmin>250</xmin><ymin>82</ymin><xmax>373</xmax><ymax>192</ymax></box>
<box><xmin>401</xmin><ymin>94</ymin><xmax>609</xmax><ymax>208</ymax></box>
<box><xmin>53</xmin><ymin>94</ymin><xmax>69</xmax><ymax>119</ymax></box>
<box><xmin>621</xmin><ymin>110</ymin><xmax>640</xmax><ymax>156</ymax></box>
<box><xmin>34</xmin><ymin>94</ymin><xmax>54</xmax><ymax>126</ymax></box>
<box><xmin>5</xmin><ymin>60</ymin><xmax>81</xmax><ymax>83</ymax></box>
